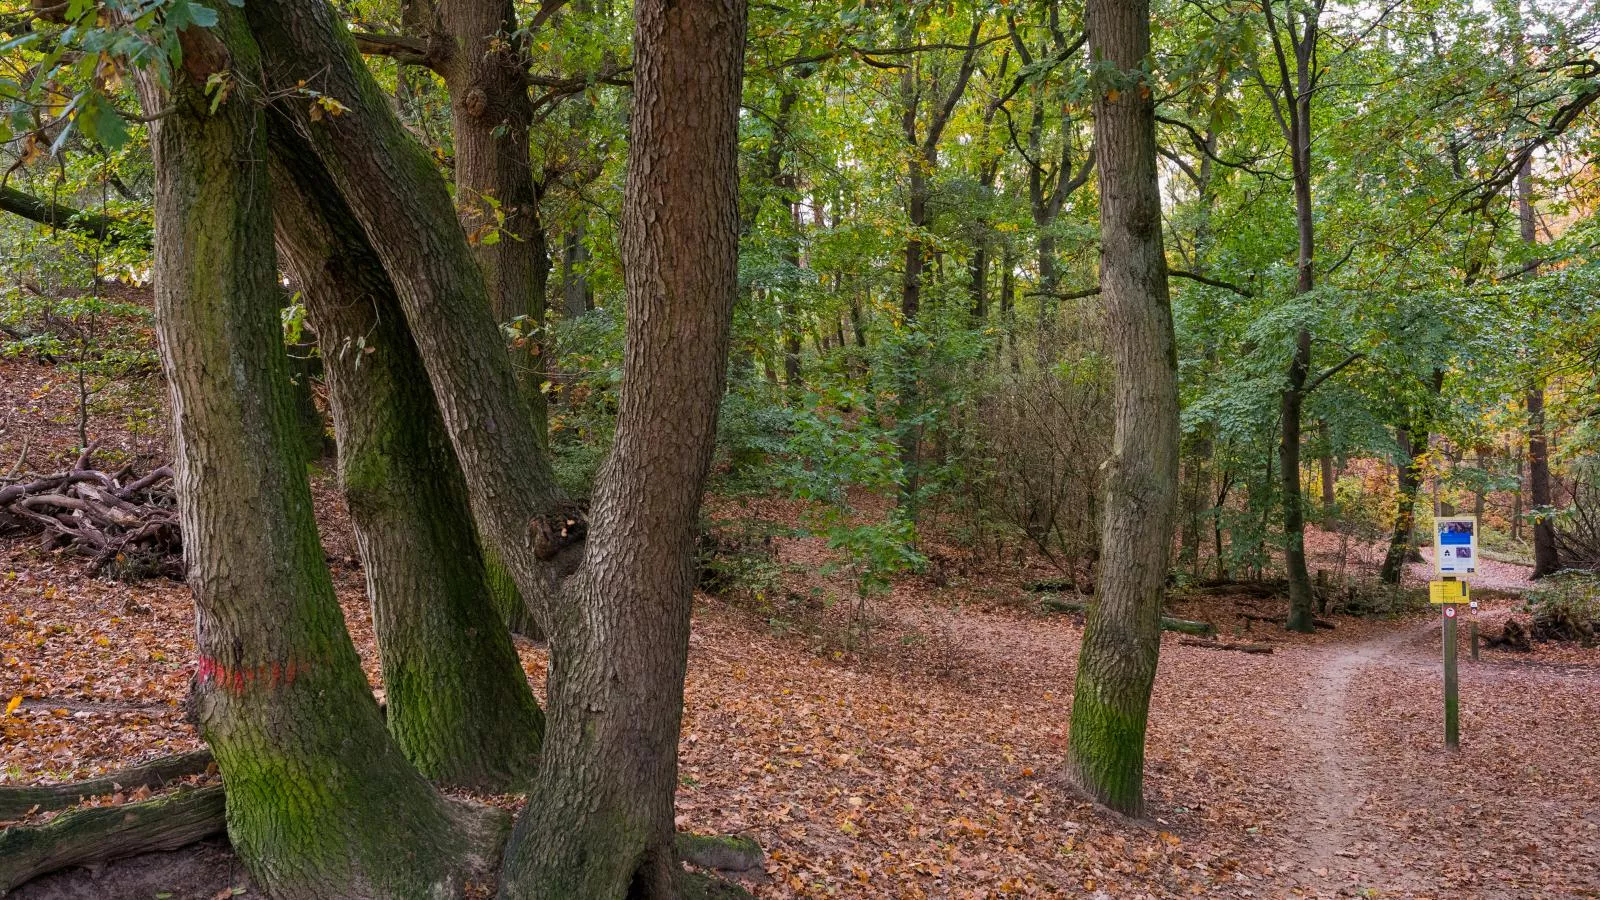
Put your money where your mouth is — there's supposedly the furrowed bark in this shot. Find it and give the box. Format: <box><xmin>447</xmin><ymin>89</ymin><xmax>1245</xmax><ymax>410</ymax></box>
<box><xmin>137</xmin><ymin>7</ymin><xmax>494</xmax><ymax>895</ymax></box>
<box><xmin>268</xmin><ymin>126</ymin><xmax>544</xmax><ymax>792</ymax></box>
<box><xmin>242</xmin><ymin>0</ymin><xmax>567</xmax><ymax>630</ymax></box>
<box><xmin>1065</xmin><ymin>0</ymin><xmax>1179</xmax><ymax>818</ymax></box>
<box><xmin>438</xmin><ymin>0</ymin><xmax>552</xmax><ymax>444</ymax></box>
<box><xmin>496</xmin><ymin>0</ymin><xmax>747</xmax><ymax>896</ymax></box>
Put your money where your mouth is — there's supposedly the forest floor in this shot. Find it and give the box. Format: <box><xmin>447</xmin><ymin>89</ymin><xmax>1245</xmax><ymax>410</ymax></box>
<box><xmin>3</xmin><ymin>352</ymin><xmax>1599</xmax><ymax>899</ymax></box>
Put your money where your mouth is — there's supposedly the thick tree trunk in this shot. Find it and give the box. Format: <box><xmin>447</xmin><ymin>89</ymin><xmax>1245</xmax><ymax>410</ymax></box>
<box><xmin>269</xmin><ymin>128</ymin><xmax>544</xmax><ymax>792</ymax></box>
<box><xmin>243</xmin><ymin>0</ymin><xmax>567</xmax><ymax>634</ymax></box>
<box><xmin>1065</xmin><ymin>0</ymin><xmax>1179</xmax><ymax>818</ymax></box>
<box><xmin>496</xmin><ymin>1</ymin><xmax>747</xmax><ymax>896</ymax></box>
<box><xmin>138</xmin><ymin>10</ymin><xmax>496</xmax><ymax>896</ymax></box>
<box><xmin>440</xmin><ymin>0</ymin><xmax>551</xmax><ymax>445</ymax></box>
<box><xmin>1381</xmin><ymin>427</ymin><xmax>1423</xmax><ymax>584</ymax></box>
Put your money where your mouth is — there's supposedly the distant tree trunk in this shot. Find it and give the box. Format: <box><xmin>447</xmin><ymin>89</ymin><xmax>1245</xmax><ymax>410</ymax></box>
<box><xmin>561</xmin><ymin>224</ymin><xmax>595</xmax><ymax>318</ymax></box>
<box><xmin>1066</xmin><ymin>0</ymin><xmax>1179</xmax><ymax>818</ymax></box>
<box><xmin>1319</xmin><ymin>420</ymin><xmax>1336</xmax><ymax>519</ymax></box>
<box><xmin>269</xmin><ymin>128</ymin><xmax>544</xmax><ymax>792</ymax></box>
<box><xmin>1281</xmin><ymin>329</ymin><xmax>1314</xmax><ymax>631</ymax></box>
<box><xmin>1528</xmin><ymin>386</ymin><xmax>1560</xmax><ymax>577</ymax></box>
<box><xmin>496</xmin><ymin>0</ymin><xmax>746</xmax><ymax>894</ymax></box>
<box><xmin>1518</xmin><ymin>160</ymin><xmax>1560</xmax><ymax>578</ymax></box>
<box><xmin>1381</xmin><ymin>427</ymin><xmax>1423</xmax><ymax>584</ymax></box>
<box><xmin>1511</xmin><ymin>442</ymin><xmax>1524</xmax><ymax>541</ymax></box>
<box><xmin>138</xmin><ymin>9</ymin><xmax>490</xmax><ymax>895</ymax></box>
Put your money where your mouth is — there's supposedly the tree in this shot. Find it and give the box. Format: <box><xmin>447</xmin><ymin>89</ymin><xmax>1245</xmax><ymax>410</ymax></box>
<box><xmin>269</xmin><ymin>125</ymin><xmax>545</xmax><ymax>791</ymax></box>
<box><xmin>1065</xmin><ymin>0</ymin><xmax>1179</xmax><ymax>817</ymax></box>
<box><xmin>135</xmin><ymin>5</ymin><xmax>499</xmax><ymax>894</ymax></box>
<box><xmin>496</xmin><ymin>0</ymin><xmax>747</xmax><ymax>891</ymax></box>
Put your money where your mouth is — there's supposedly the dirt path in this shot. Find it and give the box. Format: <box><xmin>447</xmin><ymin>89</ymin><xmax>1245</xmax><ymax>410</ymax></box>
<box><xmin>1295</xmin><ymin>624</ymin><xmax>1425</xmax><ymax>889</ymax></box>
<box><xmin>1268</xmin><ymin>617</ymin><xmax>1600</xmax><ymax>899</ymax></box>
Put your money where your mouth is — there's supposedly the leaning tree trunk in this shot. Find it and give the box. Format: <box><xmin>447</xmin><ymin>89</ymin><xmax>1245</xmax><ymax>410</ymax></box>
<box><xmin>496</xmin><ymin>1</ymin><xmax>746</xmax><ymax>896</ymax></box>
<box><xmin>1065</xmin><ymin>0</ymin><xmax>1180</xmax><ymax>818</ymax></box>
<box><xmin>137</xmin><ymin>8</ymin><xmax>496</xmax><ymax>896</ymax></box>
<box><xmin>269</xmin><ymin>127</ymin><xmax>544</xmax><ymax>792</ymax></box>
<box><xmin>243</xmin><ymin>0</ymin><xmax>568</xmax><ymax>632</ymax></box>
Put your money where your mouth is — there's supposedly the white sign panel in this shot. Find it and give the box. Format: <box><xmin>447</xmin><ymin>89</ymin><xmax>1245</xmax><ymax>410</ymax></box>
<box><xmin>1434</xmin><ymin>515</ymin><xmax>1478</xmax><ymax>578</ymax></box>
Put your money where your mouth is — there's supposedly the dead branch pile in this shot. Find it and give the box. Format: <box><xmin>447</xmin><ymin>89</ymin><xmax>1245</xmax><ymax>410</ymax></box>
<box><xmin>0</xmin><ymin>448</ymin><xmax>180</xmax><ymax>580</ymax></box>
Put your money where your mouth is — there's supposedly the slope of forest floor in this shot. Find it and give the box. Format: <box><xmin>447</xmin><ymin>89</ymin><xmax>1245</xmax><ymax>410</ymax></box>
<box><xmin>3</xmin><ymin>353</ymin><xmax>1598</xmax><ymax>899</ymax></box>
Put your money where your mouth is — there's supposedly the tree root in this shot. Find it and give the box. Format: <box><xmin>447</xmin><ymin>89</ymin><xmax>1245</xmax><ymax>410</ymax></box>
<box><xmin>0</xmin><ymin>785</ymin><xmax>225</xmax><ymax>893</ymax></box>
<box><xmin>0</xmin><ymin>749</ymin><xmax>214</xmax><ymax>821</ymax></box>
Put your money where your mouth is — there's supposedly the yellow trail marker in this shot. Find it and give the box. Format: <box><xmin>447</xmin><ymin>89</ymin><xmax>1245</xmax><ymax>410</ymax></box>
<box><xmin>1429</xmin><ymin>579</ymin><xmax>1467</xmax><ymax>605</ymax></box>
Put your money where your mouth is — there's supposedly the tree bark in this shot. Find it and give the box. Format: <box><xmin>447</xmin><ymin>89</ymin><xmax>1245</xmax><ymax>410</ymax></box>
<box><xmin>1065</xmin><ymin>0</ymin><xmax>1179</xmax><ymax>818</ymax></box>
<box><xmin>243</xmin><ymin>0</ymin><xmax>568</xmax><ymax>636</ymax></box>
<box><xmin>1528</xmin><ymin>385</ymin><xmax>1560</xmax><ymax>577</ymax></box>
<box><xmin>269</xmin><ymin>126</ymin><xmax>545</xmax><ymax>792</ymax></box>
<box><xmin>1281</xmin><ymin>328</ymin><xmax>1314</xmax><ymax>631</ymax></box>
<box><xmin>1518</xmin><ymin>161</ymin><xmax>1560</xmax><ymax>578</ymax></box>
<box><xmin>438</xmin><ymin>0</ymin><xmax>552</xmax><ymax>445</ymax></box>
<box><xmin>495</xmin><ymin>1</ymin><xmax>746</xmax><ymax>896</ymax></box>
<box><xmin>137</xmin><ymin>9</ymin><xmax>496</xmax><ymax>895</ymax></box>
<box><xmin>1381</xmin><ymin>426</ymin><xmax>1423</xmax><ymax>584</ymax></box>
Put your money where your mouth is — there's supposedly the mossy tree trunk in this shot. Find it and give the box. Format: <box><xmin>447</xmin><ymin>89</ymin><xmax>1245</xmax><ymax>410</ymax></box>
<box><xmin>269</xmin><ymin>126</ymin><xmax>543</xmax><ymax>792</ymax></box>
<box><xmin>1065</xmin><ymin>0</ymin><xmax>1179</xmax><ymax>819</ymax></box>
<box><xmin>1381</xmin><ymin>426</ymin><xmax>1424</xmax><ymax>584</ymax></box>
<box><xmin>243</xmin><ymin>0</ymin><xmax>567</xmax><ymax>631</ymax></box>
<box><xmin>138</xmin><ymin>8</ymin><xmax>491</xmax><ymax>896</ymax></box>
<box><xmin>495</xmin><ymin>1</ymin><xmax>746</xmax><ymax>895</ymax></box>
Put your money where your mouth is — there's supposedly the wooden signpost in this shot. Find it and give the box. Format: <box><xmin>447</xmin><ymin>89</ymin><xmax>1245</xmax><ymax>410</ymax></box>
<box><xmin>1430</xmin><ymin>516</ymin><xmax>1477</xmax><ymax>751</ymax></box>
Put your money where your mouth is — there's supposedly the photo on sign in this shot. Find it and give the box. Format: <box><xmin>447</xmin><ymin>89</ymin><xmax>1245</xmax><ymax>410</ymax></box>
<box><xmin>1434</xmin><ymin>516</ymin><xmax>1478</xmax><ymax>577</ymax></box>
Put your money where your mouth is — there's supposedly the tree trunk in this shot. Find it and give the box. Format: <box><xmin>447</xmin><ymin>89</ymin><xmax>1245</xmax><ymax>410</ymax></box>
<box><xmin>496</xmin><ymin>1</ymin><xmax>746</xmax><ymax>895</ymax></box>
<box><xmin>1518</xmin><ymin>161</ymin><xmax>1560</xmax><ymax>578</ymax></box>
<box><xmin>561</xmin><ymin>224</ymin><xmax>595</xmax><ymax>318</ymax></box>
<box><xmin>243</xmin><ymin>0</ymin><xmax>568</xmax><ymax>635</ymax></box>
<box><xmin>138</xmin><ymin>10</ymin><xmax>496</xmax><ymax>895</ymax></box>
<box><xmin>269</xmin><ymin>127</ymin><xmax>545</xmax><ymax>792</ymax></box>
<box><xmin>1066</xmin><ymin>0</ymin><xmax>1179</xmax><ymax>818</ymax></box>
<box><xmin>1281</xmin><ymin>328</ymin><xmax>1314</xmax><ymax>631</ymax></box>
<box><xmin>1529</xmin><ymin>386</ymin><xmax>1560</xmax><ymax>577</ymax></box>
<box><xmin>1381</xmin><ymin>427</ymin><xmax>1423</xmax><ymax>584</ymax></box>
<box><xmin>440</xmin><ymin>0</ymin><xmax>551</xmax><ymax>446</ymax></box>
<box><xmin>1319</xmin><ymin>420</ymin><xmax>1336</xmax><ymax>519</ymax></box>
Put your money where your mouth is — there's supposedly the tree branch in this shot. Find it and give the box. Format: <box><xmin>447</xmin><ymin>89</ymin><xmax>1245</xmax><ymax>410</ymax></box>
<box><xmin>0</xmin><ymin>185</ymin><xmax>142</xmax><ymax>246</ymax></box>
<box><xmin>1304</xmin><ymin>351</ymin><xmax>1363</xmax><ymax>395</ymax></box>
<box><xmin>351</xmin><ymin>32</ymin><xmax>436</xmax><ymax>69</ymax></box>
<box><xmin>1168</xmin><ymin>268</ymin><xmax>1252</xmax><ymax>297</ymax></box>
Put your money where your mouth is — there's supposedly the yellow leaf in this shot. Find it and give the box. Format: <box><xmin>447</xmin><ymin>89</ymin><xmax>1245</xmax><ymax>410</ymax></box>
<box><xmin>5</xmin><ymin>694</ymin><xmax>21</xmax><ymax>716</ymax></box>
<box><xmin>1106</xmin><ymin>88</ymin><xmax>1120</xmax><ymax>102</ymax></box>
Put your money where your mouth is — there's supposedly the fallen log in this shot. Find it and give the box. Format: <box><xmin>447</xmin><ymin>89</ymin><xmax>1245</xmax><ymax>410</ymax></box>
<box><xmin>1040</xmin><ymin>598</ymin><xmax>1216</xmax><ymax>637</ymax></box>
<box><xmin>676</xmin><ymin>832</ymin><xmax>764</xmax><ymax>873</ymax></box>
<box><xmin>1178</xmin><ymin>638</ymin><xmax>1273</xmax><ymax>654</ymax></box>
<box><xmin>0</xmin><ymin>749</ymin><xmax>214</xmax><ymax>821</ymax></box>
<box><xmin>0</xmin><ymin>785</ymin><xmax>226</xmax><ymax>893</ymax></box>
<box><xmin>0</xmin><ymin>455</ymin><xmax>180</xmax><ymax>580</ymax></box>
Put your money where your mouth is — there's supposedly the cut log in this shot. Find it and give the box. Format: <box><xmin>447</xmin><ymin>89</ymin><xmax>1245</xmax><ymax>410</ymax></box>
<box><xmin>1040</xmin><ymin>598</ymin><xmax>1215</xmax><ymax>637</ymax></box>
<box><xmin>0</xmin><ymin>785</ymin><xmax>225</xmax><ymax>893</ymax></box>
<box><xmin>0</xmin><ymin>749</ymin><xmax>214</xmax><ymax>821</ymax></box>
<box><xmin>1178</xmin><ymin>638</ymin><xmax>1274</xmax><ymax>654</ymax></box>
